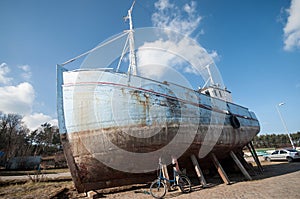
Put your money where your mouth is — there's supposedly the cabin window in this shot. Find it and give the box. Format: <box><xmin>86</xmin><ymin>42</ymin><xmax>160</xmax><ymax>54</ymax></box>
<box><xmin>219</xmin><ymin>91</ymin><xmax>222</xmax><ymax>97</ymax></box>
<box><xmin>213</xmin><ymin>90</ymin><xmax>218</xmax><ymax>97</ymax></box>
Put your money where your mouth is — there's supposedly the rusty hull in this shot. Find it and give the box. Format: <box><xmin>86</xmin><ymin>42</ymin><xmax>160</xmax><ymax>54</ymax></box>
<box><xmin>61</xmin><ymin>124</ymin><xmax>259</xmax><ymax>193</ymax></box>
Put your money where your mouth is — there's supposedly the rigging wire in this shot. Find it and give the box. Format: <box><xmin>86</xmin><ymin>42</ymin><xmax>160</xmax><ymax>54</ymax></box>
<box><xmin>59</xmin><ymin>31</ymin><xmax>128</xmax><ymax>67</ymax></box>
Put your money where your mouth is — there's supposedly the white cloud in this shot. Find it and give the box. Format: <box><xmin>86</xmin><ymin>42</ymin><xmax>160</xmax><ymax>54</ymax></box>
<box><xmin>0</xmin><ymin>63</ymin><xmax>34</xmax><ymax>115</ymax></box>
<box><xmin>19</xmin><ymin>65</ymin><xmax>30</xmax><ymax>72</ymax></box>
<box><xmin>0</xmin><ymin>82</ymin><xmax>35</xmax><ymax>115</ymax></box>
<box><xmin>152</xmin><ymin>0</ymin><xmax>202</xmax><ymax>36</ymax></box>
<box><xmin>154</xmin><ymin>0</ymin><xmax>174</xmax><ymax>10</ymax></box>
<box><xmin>18</xmin><ymin>64</ymin><xmax>32</xmax><ymax>81</ymax></box>
<box><xmin>0</xmin><ymin>63</ymin><xmax>57</xmax><ymax>130</ymax></box>
<box><xmin>135</xmin><ymin>0</ymin><xmax>223</xmax><ymax>88</ymax></box>
<box><xmin>283</xmin><ymin>0</ymin><xmax>300</xmax><ymax>51</ymax></box>
<box><xmin>22</xmin><ymin>113</ymin><xmax>58</xmax><ymax>131</ymax></box>
<box><xmin>137</xmin><ymin>32</ymin><xmax>223</xmax><ymax>87</ymax></box>
<box><xmin>0</xmin><ymin>63</ymin><xmax>13</xmax><ymax>84</ymax></box>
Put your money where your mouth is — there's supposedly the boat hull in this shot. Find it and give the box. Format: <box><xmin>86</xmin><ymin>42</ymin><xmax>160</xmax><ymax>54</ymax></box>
<box><xmin>57</xmin><ymin>67</ymin><xmax>260</xmax><ymax>192</ymax></box>
<box><xmin>61</xmin><ymin>125</ymin><xmax>258</xmax><ymax>192</ymax></box>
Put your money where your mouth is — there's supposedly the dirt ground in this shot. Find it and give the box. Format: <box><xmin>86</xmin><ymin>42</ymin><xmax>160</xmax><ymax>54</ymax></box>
<box><xmin>1</xmin><ymin>160</ymin><xmax>300</xmax><ymax>199</ymax></box>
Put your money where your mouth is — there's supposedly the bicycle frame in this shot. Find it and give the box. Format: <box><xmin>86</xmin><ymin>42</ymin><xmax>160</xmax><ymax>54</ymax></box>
<box><xmin>157</xmin><ymin>164</ymin><xmax>179</xmax><ymax>185</ymax></box>
<box><xmin>150</xmin><ymin>162</ymin><xmax>191</xmax><ymax>198</ymax></box>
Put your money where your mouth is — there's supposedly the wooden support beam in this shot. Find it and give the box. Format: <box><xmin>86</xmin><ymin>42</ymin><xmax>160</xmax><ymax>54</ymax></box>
<box><xmin>247</xmin><ymin>143</ymin><xmax>263</xmax><ymax>174</ymax></box>
<box><xmin>236</xmin><ymin>151</ymin><xmax>257</xmax><ymax>175</ymax></box>
<box><xmin>230</xmin><ymin>151</ymin><xmax>252</xmax><ymax>180</ymax></box>
<box><xmin>249</xmin><ymin>141</ymin><xmax>264</xmax><ymax>173</ymax></box>
<box><xmin>161</xmin><ymin>164</ymin><xmax>170</xmax><ymax>189</ymax></box>
<box><xmin>211</xmin><ymin>153</ymin><xmax>230</xmax><ymax>185</ymax></box>
<box><xmin>172</xmin><ymin>157</ymin><xmax>180</xmax><ymax>185</ymax></box>
<box><xmin>172</xmin><ymin>157</ymin><xmax>181</xmax><ymax>174</ymax></box>
<box><xmin>190</xmin><ymin>154</ymin><xmax>207</xmax><ymax>187</ymax></box>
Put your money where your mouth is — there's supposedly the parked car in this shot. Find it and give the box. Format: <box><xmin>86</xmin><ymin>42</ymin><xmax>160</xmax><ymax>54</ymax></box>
<box><xmin>264</xmin><ymin>149</ymin><xmax>300</xmax><ymax>162</ymax></box>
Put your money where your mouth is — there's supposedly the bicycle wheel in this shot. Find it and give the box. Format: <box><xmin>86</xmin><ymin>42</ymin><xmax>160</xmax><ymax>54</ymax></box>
<box><xmin>178</xmin><ymin>175</ymin><xmax>192</xmax><ymax>193</ymax></box>
<box><xmin>150</xmin><ymin>179</ymin><xmax>167</xmax><ymax>198</ymax></box>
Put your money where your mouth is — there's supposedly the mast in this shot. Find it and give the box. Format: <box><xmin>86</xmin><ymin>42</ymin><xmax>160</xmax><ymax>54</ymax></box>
<box><xmin>125</xmin><ymin>1</ymin><xmax>137</xmax><ymax>76</ymax></box>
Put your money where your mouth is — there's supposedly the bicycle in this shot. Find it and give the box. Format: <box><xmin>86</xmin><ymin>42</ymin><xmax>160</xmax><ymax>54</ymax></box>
<box><xmin>149</xmin><ymin>160</ymin><xmax>192</xmax><ymax>198</ymax></box>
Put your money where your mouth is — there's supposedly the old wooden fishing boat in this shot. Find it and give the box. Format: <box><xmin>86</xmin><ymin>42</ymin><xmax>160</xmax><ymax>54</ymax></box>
<box><xmin>57</xmin><ymin>2</ymin><xmax>260</xmax><ymax>193</ymax></box>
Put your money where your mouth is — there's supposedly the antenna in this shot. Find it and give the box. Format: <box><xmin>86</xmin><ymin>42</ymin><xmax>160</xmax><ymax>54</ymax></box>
<box><xmin>125</xmin><ymin>1</ymin><xmax>137</xmax><ymax>76</ymax></box>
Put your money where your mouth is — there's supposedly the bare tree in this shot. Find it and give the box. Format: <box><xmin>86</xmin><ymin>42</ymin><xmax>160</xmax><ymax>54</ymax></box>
<box><xmin>0</xmin><ymin>112</ymin><xmax>62</xmax><ymax>167</ymax></box>
<box><xmin>0</xmin><ymin>112</ymin><xmax>28</xmax><ymax>162</ymax></box>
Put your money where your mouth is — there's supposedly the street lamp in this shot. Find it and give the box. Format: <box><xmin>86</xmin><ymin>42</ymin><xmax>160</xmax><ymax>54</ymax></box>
<box><xmin>276</xmin><ymin>102</ymin><xmax>295</xmax><ymax>149</ymax></box>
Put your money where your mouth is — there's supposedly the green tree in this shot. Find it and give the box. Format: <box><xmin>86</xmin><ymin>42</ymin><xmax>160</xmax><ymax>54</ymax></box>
<box><xmin>28</xmin><ymin>123</ymin><xmax>61</xmax><ymax>156</ymax></box>
<box><xmin>252</xmin><ymin>132</ymin><xmax>299</xmax><ymax>148</ymax></box>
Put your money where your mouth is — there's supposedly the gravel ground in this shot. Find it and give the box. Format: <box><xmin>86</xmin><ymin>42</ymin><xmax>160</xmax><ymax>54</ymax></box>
<box><xmin>1</xmin><ymin>161</ymin><xmax>300</xmax><ymax>199</ymax></box>
<box><xmin>96</xmin><ymin>161</ymin><xmax>300</xmax><ymax>199</ymax></box>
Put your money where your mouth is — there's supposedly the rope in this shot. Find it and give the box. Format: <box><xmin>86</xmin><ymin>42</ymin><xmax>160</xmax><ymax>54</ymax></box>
<box><xmin>60</xmin><ymin>31</ymin><xmax>129</xmax><ymax>66</ymax></box>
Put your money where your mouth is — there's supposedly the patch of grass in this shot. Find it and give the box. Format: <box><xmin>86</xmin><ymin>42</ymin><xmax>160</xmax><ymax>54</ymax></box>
<box><xmin>27</xmin><ymin>171</ymin><xmax>47</xmax><ymax>183</ymax></box>
<box><xmin>0</xmin><ymin>181</ymin><xmax>74</xmax><ymax>198</ymax></box>
<box><xmin>0</xmin><ymin>168</ymin><xmax>69</xmax><ymax>176</ymax></box>
<box><xmin>256</xmin><ymin>148</ymin><xmax>275</xmax><ymax>152</ymax></box>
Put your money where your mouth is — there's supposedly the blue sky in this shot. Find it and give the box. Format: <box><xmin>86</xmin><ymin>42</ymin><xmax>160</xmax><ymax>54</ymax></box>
<box><xmin>0</xmin><ymin>0</ymin><xmax>299</xmax><ymax>135</ymax></box>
